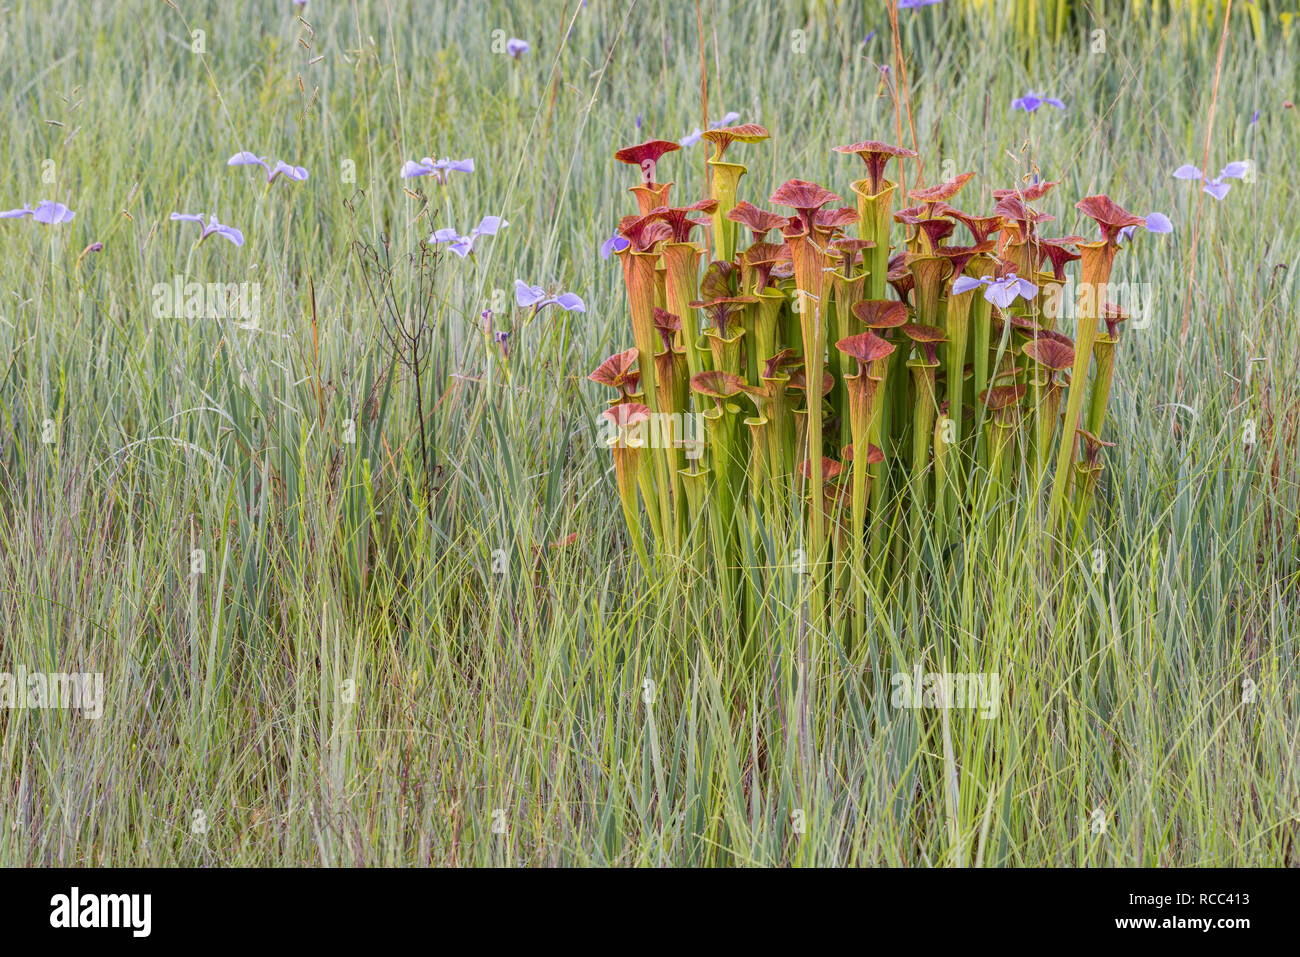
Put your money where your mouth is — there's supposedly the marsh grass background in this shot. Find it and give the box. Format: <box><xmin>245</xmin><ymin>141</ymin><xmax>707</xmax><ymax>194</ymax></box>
<box><xmin>0</xmin><ymin>0</ymin><xmax>1296</xmax><ymax>865</ymax></box>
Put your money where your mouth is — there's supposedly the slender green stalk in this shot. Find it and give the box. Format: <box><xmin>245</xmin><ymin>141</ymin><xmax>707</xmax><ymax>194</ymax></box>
<box><xmin>707</xmin><ymin>160</ymin><xmax>747</xmax><ymax>263</ymax></box>
<box><xmin>1032</xmin><ymin>380</ymin><xmax>1063</xmax><ymax>490</ymax></box>
<box><xmin>788</xmin><ymin>230</ymin><xmax>832</xmax><ymax>627</ymax></box>
<box><xmin>910</xmin><ymin>255</ymin><xmax>954</xmax><ymax>529</ymax></box>
<box><xmin>1048</xmin><ymin>240</ymin><xmax>1117</xmax><ymax>532</ymax></box>
<box><xmin>908</xmin><ymin>358</ymin><xmax>939</xmax><ymax>574</ymax></box>
<box><xmin>662</xmin><ymin>242</ymin><xmax>705</xmax><ymax>382</ymax></box>
<box><xmin>619</xmin><ymin>247</ymin><xmax>674</xmax><ymax>545</ymax></box>
<box><xmin>1087</xmin><ymin>336</ymin><xmax>1118</xmax><ymax>437</ymax></box>
<box><xmin>609</xmin><ymin>434</ymin><xmax>651</xmax><ymax>568</ymax></box>
<box><xmin>852</xmin><ymin>179</ymin><xmax>897</xmax><ymax>301</ymax></box>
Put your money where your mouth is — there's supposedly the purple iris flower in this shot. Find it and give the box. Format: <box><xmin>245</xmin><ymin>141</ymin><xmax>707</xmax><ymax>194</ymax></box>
<box><xmin>680</xmin><ymin>111</ymin><xmax>743</xmax><ymax>147</ymax></box>
<box><xmin>228</xmin><ymin>151</ymin><xmax>309</xmax><ymax>184</ymax></box>
<box><xmin>514</xmin><ymin>279</ymin><xmax>586</xmax><ymax>313</ymax></box>
<box><xmin>401</xmin><ymin>156</ymin><xmax>475</xmax><ymax>182</ymax></box>
<box><xmin>429</xmin><ymin>215</ymin><xmax>507</xmax><ymax>258</ymax></box>
<box><xmin>1012</xmin><ymin>90</ymin><xmax>1066</xmax><ymax>113</ymax></box>
<box><xmin>863</xmin><ymin>30</ymin><xmax>877</xmax><ymax>45</ymax></box>
<box><xmin>952</xmin><ymin>272</ymin><xmax>1038</xmax><ymax>309</ymax></box>
<box><xmin>1250</xmin><ymin>109</ymin><xmax>1261</xmax><ymax>125</ymax></box>
<box><xmin>1</xmin><ymin>200</ymin><xmax>76</xmax><ymax>224</ymax></box>
<box><xmin>506</xmin><ymin>38</ymin><xmax>530</xmax><ymax>58</ymax></box>
<box><xmin>1119</xmin><ymin>213</ymin><xmax>1174</xmax><ymax>241</ymax></box>
<box><xmin>170</xmin><ymin>212</ymin><xmax>245</xmax><ymax>247</ymax></box>
<box><xmin>75</xmin><ymin>241</ymin><xmax>103</xmax><ymax>266</ymax></box>
<box><xmin>899</xmin><ymin>0</ymin><xmax>944</xmax><ymax>8</ymax></box>
<box><xmin>599</xmin><ymin>234</ymin><xmax>630</xmax><ymax>259</ymax></box>
<box><xmin>1172</xmin><ymin>160</ymin><xmax>1249</xmax><ymax>200</ymax></box>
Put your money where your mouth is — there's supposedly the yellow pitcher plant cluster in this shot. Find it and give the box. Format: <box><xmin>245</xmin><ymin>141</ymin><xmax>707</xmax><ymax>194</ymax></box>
<box><xmin>594</xmin><ymin>128</ymin><xmax>1162</xmax><ymax>636</ymax></box>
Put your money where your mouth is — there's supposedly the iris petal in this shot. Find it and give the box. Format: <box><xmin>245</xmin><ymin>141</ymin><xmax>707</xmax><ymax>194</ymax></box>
<box><xmin>1144</xmin><ymin>212</ymin><xmax>1173</xmax><ymax>234</ymax></box>
<box><xmin>515</xmin><ymin>280</ymin><xmax>547</xmax><ymax>307</ymax></box>
<box><xmin>1203</xmin><ymin>180</ymin><xmax>1231</xmax><ymax>201</ymax></box>
<box><xmin>171</xmin><ymin>213</ymin><xmax>242</xmax><ymax>245</ymax></box>
<box><xmin>987</xmin><ymin>284</ymin><xmax>1018</xmax><ymax>309</ymax></box>
<box><xmin>271</xmin><ymin>161</ymin><xmax>308</xmax><ymax>182</ymax></box>
<box><xmin>31</xmin><ymin>201</ymin><xmax>74</xmax><ymax>224</ymax></box>
<box><xmin>474</xmin><ymin>215</ymin><xmax>507</xmax><ymax>236</ymax></box>
<box><xmin>599</xmin><ymin>234</ymin><xmax>630</xmax><ymax>259</ymax></box>
<box><xmin>553</xmin><ymin>292</ymin><xmax>586</xmax><ymax>312</ymax></box>
<box><xmin>1012</xmin><ymin>278</ymin><xmax>1038</xmax><ymax>300</ymax></box>
<box><xmin>228</xmin><ymin>151</ymin><xmax>268</xmax><ymax>169</ymax></box>
<box><xmin>213</xmin><ymin>224</ymin><xmax>245</xmax><ymax>247</ymax></box>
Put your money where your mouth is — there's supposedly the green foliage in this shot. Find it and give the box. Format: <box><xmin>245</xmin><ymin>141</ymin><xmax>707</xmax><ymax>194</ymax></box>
<box><xmin>0</xmin><ymin>0</ymin><xmax>1295</xmax><ymax>866</ymax></box>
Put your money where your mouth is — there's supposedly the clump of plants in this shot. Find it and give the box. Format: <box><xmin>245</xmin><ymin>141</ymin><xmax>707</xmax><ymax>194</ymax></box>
<box><xmin>595</xmin><ymin>129</ymin><xmax>1167</xmax><ymax>637</ymax></box>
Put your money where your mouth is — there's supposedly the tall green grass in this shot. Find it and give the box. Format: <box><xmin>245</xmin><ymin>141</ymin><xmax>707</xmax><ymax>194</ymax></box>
<box><xmin>0</xmin><ymin>0</ymin><xmax>1295</xmax><ymax>865</ymax></box>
